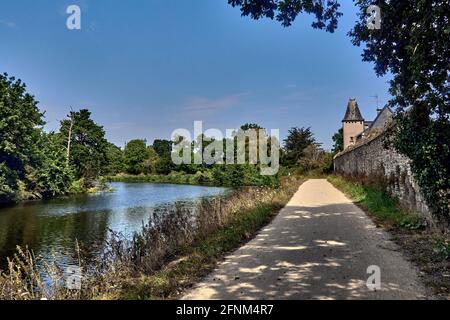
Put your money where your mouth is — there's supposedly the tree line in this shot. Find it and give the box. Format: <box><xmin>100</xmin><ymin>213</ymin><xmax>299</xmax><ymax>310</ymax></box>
<box><xmin>111</xmin><ymin>125</ymin><xmax>332</xmax><ymax>187</ymax></box>
<box><xmin>1</xmin><ymin>72</ymin><xmax>331</xmax><ymax>204</ymax></box>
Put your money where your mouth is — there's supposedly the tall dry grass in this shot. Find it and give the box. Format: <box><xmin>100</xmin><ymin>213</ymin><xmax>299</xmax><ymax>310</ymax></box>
<box><xmin>0</xmin><ymin>177</ymin><xmax>300</xmax><ymax>300</ymax></box>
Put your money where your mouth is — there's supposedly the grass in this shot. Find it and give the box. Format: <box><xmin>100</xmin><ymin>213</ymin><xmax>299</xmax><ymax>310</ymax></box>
<box><xmin>327</xmin><ymin>174</ymin><xmax>425</xmax><ymax>230</ymax></box>
<box><xmin>114</xmin><ymin>204</ymin><xmax>283</xmax><ymax>300</ymax></box>
<box><xmin>0</xmin><ymin>176</ymin><xmax>302</xmax><ymax>300</ymax></box>
<box><xmin>104</xmin><ymin>178</ymin><xmax>301</xmax><ymax>300</ymax></box>
<box><xmin>328</xmin><ymin>173</ymin><xmax>450</xmax><ymax>299</ymax></box>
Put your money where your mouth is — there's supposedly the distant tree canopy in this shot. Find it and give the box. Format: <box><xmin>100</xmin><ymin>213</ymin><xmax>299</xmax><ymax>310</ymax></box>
<box><xmin>59</xmin><ymin>109</ymin><xmax>108</xmax><ymax>186</ymax></box>
<box><xmin>153</xmin><ymin>139</ymin><xmax>173</xmax><ymax>159</ymax></box>
<box><xmin>282</xmin><ymin>127</ymin><xmax>315</xmax><ymax>167</ymax></box>
<box><xmin>123</xmin><ymin>139</ymin><xmax>149</xmax><ymax>175</ymax></box>
<box><xmin>240</xmin><ymin>123</ymin><xmax>263</xmax><ymax>131</ymax></box>
<box><xmin>105</xmin><ymin>142</ymin><xmax>124</xmax><ymax>176</ymax></box>
<box><xmin>332</xmin><ymin>128</ymin><xmax>343</xmax><ymax>154</ymax></box>
<box><xmin>282</xmin><ymin>126</ymin><xmax>332</xmax><ymax>173</ymax></box>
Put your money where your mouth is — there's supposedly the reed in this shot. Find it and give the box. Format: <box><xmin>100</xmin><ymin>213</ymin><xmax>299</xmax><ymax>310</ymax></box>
<box><xmin>0</xmin><ymin>176</ymin><xmax>301</xmax><ymax>300</ymax></box>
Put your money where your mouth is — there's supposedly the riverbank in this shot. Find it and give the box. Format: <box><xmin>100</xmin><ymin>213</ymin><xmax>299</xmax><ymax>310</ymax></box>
<box><xmin>0</xmin><ymin>177</ymin><xmax>302</xmax><ymax>300</ymax></box>
<box><xmin>108</xmin><ymin>166</ymin><xmax>280</xmax><ymax>188</ymax></box>
<box><xmin>184</xmin><ymin>179</ymin><xmax>428</xmax><ymax>299</ymax></box>
<box><xmin>107</xmin><ymin>173</ymin><xmax>217</xmax><ymax>187</ymax></box>
<box><xmin>328</xmin><ymin>174</ymin><xmax>450</xmax><ymax>299</ymax></box>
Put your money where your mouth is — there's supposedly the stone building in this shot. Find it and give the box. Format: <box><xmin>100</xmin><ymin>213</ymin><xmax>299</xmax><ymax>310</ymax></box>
<box><xmin>335</xmin><ymin>99</ymin><xmax>431</xmax><ymax>223</ymax></box>
<box><xmin>342</xmin><ymin>98</ymin><xmax>393</xmax><ymax>150</ymax></box>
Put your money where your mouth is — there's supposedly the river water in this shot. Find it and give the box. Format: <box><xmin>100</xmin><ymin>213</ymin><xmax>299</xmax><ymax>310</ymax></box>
<box><xmin>0</xmin><ymin>182</ymin><xmax>227</xmax><ymax>270</ymax></box>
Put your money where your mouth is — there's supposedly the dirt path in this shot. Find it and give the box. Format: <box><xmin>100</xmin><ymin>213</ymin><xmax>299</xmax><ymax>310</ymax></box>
<box><xmin>183</xmin><ymin>179</ymin><xmax>427</xmax><ymax>300</ymax></box>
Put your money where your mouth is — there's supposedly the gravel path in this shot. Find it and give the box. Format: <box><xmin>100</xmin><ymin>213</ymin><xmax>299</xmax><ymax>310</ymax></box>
<box><xmin>183</xmin><ymin>179</ymin><xmax>427</xmax><ymax>300</ymax></box>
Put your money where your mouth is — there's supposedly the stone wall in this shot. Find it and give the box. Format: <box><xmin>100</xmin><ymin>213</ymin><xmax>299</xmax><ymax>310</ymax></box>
<box><xmin>333</xmin><ymin>131</ymin><xmax>432</xmax><ymax>222</ymax></box>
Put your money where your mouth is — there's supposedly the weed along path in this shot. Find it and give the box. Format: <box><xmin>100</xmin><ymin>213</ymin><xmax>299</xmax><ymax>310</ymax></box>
<box><xmin>183</xmin><ymin>179</ymin><xmax>427</xmax><ymax>300</ymax></box>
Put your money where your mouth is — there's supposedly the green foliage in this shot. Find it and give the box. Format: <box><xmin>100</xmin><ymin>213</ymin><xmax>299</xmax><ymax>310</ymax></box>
<box><xmin>349</xmin><ymin>1</ymin><xmax>450</xmax><ymax>222</ymax></box>
<box><xmin>105</xmin><ymin>143</ymin><xmax>124</xmax><ymax>176</ymax></box>
<box><xmin>109</xmin><ymin>164</ymin><xmax>279</xmax><ymax>188</ymax></box>
<box><xmin>154</xmin><ymin>156</ymin><xmax>175</xmax><ymax>175</ymax></box>
<box><xmin>320</xmin><ymin>152</ymin><xmax>334</xmax><ymax>174</ymax></box>
<box><xmin>0</xmin><ymin>163</ymin><xmax>18</xmax><ymax>203</ymax></box>
<box><xmin>211</xmin><ymin>164</ymin><xmax>279</xmax><ymax>188</ymax></box>
<box><xmin>150</xmin><ymin>139</ymin><xmax>176</xmax><ymax>175</ymax></box>
<box><xmin>0</xmin><ymin>73</ymin><xmax>73</xmax><ymax>203</ymax></box>
<box><xmin>281</xmin><ymin>126</ymin><xmax>331</xmax><ymax>174</ymax></box>
<box><xmin>240</xmin><ymin>123</ymin><xmax>263</xmax><ymax>131</ymax></box>
<box><xmin>152</xmin><ymin>139</ymin><xmax>172</xmax><ymax>158</ymax></box>
<box><xmin>0</xmin><ymin>73</ymin><xmax>43</xmax><ymax>202</ymax></box>
<box><xmin>232</xmin><ymin>0</ymin><xmax>449</xmax><ymax>222</ymax></box>
<box><xmin>227</xmin><ymin>0</ymin><xmax>342</xmax><ymax>30</ymax></box>
<box><xmin>282</xmin><ymin>127</ymin><xmax>315</xmax><ymax>167</ymax></box>
<box><xmin>328</xmin><ymin>175</ymin><xmax>425</xmax><ymax>230</ymax></box>
<box><xmin>142</xmin><ymin>146</ymin><xmax>159</xmax><ymax>174</ymax></box>
<box><xmin>109</xmin><ymin>122</ymin><xmax>281</xmax><ymax>188</ymax></box>
<box><xmin>32</xmin><ymin>133</ymin><xmax>74</xmax><ymax>198</ymax></box>
<box><xmin>332</xmin><ymin>128</ymin><xmax>343</xmax><ymax>154</ymax></box>
<box><xmin>69</xmin><ymin>178</ymin><xmax>85</xmax><ymax>194</ymax></box>
<box><xmin>433</xmin><ymin>240</ymin><xmax>450</xmax><ymax>260</ymax></box>
<box><xmin>59</xmin><ymin>109</ymin><xmax>108</xmax><ymax>186</ymax></box>
<box><xmin>123</xmin><ymin>139</ymin><xmax>149</xmax><ymax>175</ymax></box>
<box><xmin>391</xmin><ymin>112</ymin><xmax>450</xmax><ymax>223</ymax></box>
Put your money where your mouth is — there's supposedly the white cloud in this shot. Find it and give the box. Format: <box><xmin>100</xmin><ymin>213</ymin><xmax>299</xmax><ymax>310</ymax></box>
<box><xmin>0</xmin><ymin>20</ymin><xmax>16</xmax><ymax>29</ymax></box>
<box><xmin>184</xmin><ymin>92</ymin><xmax>250</xmax><ymax>112</ymax></box>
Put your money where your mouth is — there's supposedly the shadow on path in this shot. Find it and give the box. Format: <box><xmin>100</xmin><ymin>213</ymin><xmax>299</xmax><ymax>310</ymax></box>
<box><xmin>183</xmin><ymin>180</ymin><xmax>426</xmax><ymax>300</ymax></box>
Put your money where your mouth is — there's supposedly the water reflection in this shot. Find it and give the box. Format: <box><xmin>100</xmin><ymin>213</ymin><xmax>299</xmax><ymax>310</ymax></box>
<box><xmin>0</xmin><ymin>183</ymin><xmax>227</xmax><ymax>270</ymax></box>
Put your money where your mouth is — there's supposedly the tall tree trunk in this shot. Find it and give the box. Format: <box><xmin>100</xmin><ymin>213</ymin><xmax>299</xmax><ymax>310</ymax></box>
<box><xmin>66</xmin><ymin>111</ymin><xmax>74</xmax><ymax>165</ymax></box>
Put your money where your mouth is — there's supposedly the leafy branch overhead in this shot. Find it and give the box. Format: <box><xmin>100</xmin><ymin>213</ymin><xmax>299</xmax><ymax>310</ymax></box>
<box><xmin>228</xmin><ymin>0</ymin><xmax>342</xmax><ymax>31</ymax></box>
<box><xmin>229</xmin><ymin>0</ymin><xmax>450</xmax><ymax>221</ymax></box>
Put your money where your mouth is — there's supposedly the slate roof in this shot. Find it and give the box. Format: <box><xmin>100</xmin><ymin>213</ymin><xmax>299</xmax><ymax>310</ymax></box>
<box><xmin>343</xmin><ymin>99</ymin><xmax>364</xmax><ymax>121</ymax></box>
<box><xmin>369</xmin><ymin>106</ymin><xmax>394</xmax><ymax>130</ymax></box>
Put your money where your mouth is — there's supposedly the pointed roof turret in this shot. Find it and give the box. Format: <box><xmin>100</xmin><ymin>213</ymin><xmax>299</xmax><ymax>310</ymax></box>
<box><xmin>343</xmin><ymin>99</ymin><xmax>364</xmax><ymax>122</ymax></box>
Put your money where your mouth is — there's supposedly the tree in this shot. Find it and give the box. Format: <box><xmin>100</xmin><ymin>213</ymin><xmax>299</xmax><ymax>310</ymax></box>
<box><xmin>228</xmin><ymin>0</ymin><xmax>342</xmax><ymax>31</ymax></box>
<box><xmin>152</xmin><ymin>139</ymin><xmax>176</xmax><ymax>174</ymax></box>
<box><xmin>240</xmin><ymin>123</ymin><xmax>263</xmax><ymax>131</ymax></box>
<box><xmin>105</xmin><ymin>142</ymin><xmax>124</xmax><ymax>175</ymax></box>
<box><xmin>0</xmin><ymin>73</ymin><xmax>45</xmax><ymax>203</ymax></box>
<box><xmin>0</xmin><ymin>73</ymin><xmax>72</xmax><ymax>203</ymax></box>
<box><xmin>155</xmin><ymin>157</ymin><xmax>175</xmax><ymax>175</ymax></box>
<box><xmin>59</xmin><ymin>109</ymin><xmax>108</xmax><ymax>186</ymax></box>
<box><xmin>152</xmin><ymin>139</ymin><xmax>173</xmax><ymax>158</ymax></box>
<box><xmin>123</xmin><ymin>139</ymin><xmax>150</xmax><ymax>175</ymax></box>
<box><xmin>298</xmin><ymin>143</ymin><xmax>331</xmax><ymax>173</ymax></box>
<box><xmin>349</xmin><ymin>0</ymin><xmax>450</xmax><ymax>220</ymax></box>
<box><xmin>332</xmin><ymin>128</ymin><xmax>343</xmax><ymax>154</ymax></box>
<box><xmin>32</xmin><ymin>132</ymin><xmax>74</xmax><ymax>198</ymax></box>
<box><xmin>143</xmin><ymin>146</ymin><xmax>159</xmax><ymax>175</ymax></box>
<box><xmin>282</xmin><ymin>127</ymin><xmax>316</xmax><ymax>166</ymax></box>
<box><xmin>228</xmin><ymin>0</ymin><xmax>450</xmax><ymax>220</ymax></box>
<box><xmin>0</xmin><ymin>73</ymin><xmax>44</xmax><ymax>176</ymax></box>
<box><xmin>1</xmin><ymin>73</ymin><xmax>44</xmax><ymax>202</ymax></box>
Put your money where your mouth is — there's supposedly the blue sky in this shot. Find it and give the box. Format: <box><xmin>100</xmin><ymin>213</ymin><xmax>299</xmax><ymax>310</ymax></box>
<box><xmin>0</xmin><ymin>0</ymin><xmax>391</xmax><ymax>149</ymax></box>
